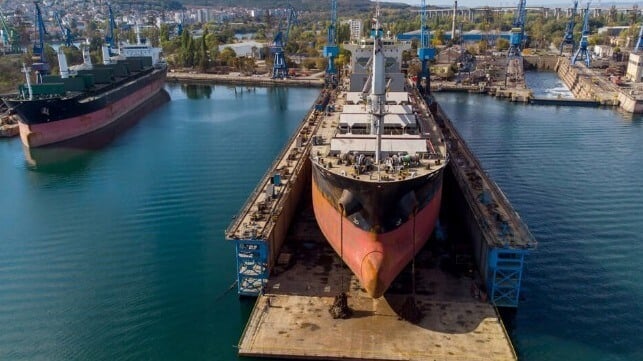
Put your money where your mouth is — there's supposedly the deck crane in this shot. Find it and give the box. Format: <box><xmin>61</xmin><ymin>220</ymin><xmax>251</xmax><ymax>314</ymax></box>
<box><xmin>560</xmin><ymin>1</ymin><xmax>578</xmax><ymax>55</ymax></box>
<box><xmin>416</xmin><ymin>0</ymin><xmax>435</xmax><ymax>97</ymax></box>
<box><xmin>322</xmin><ymin>0</ymin><xmax>339</xmax><ymax>87</ymax></box>
<box><xmin>271</xmin><ymin>6</ymin><xmax>297</xmax><ymax>79</ymax></box>
<box><xmin>571</xmin><ymin>2</ymin><xmax>591</xmax><ymax>67</ymax></box>
<box><xmin>634</xmin><ymin>24</ymin><xmax>643</xmax><ymax>52</ymax></box>
<box><xmin>54</xmin><ymin>11</ymin><xmax>74</xmax><ymax>47</ymax></box>
<box><xmin>507</xmin><ymin>0</ymin><xmax>527</xmax><ymax>58</ymax></box>
<box><xmin>105</xmin><ymin>4</ymin><xmax>117</xmax><ymax>50</ymax></box>
<box><xmin>32</xmin><ymin>1</ymin><xmax>50</xmax><ymax>80</ymax></box>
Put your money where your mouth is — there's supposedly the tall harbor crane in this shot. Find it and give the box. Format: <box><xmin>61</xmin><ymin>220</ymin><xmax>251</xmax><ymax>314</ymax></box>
<box><xmin>32</xmin><ymin>1</ymin><xmax>50</xmax><ymax>80</ymax></box>
<box><xmin>105</xmin><ymin>4</ymin><xmax>117</xmax><ymax>50</ymax></box>
<box><xmin>177</xmin><ymin>11</ymin><xmax>184</xmax><ymax>37</ymax></box>
<box><xmin>271</xmin><ymin>6</ymin><xmax>297</xmax><ymax>79</ymax></box>
<box><xmin>416</xmin><ymin>0</ymin><xmax>435</xmax><ymax>97</ymax></box>
<box><xmin>560</xmin><ymin>1</ymin><xmax>578</xmax><ymax>55</ymax></box>
<box><xmin>322</xmin><ymin>0</ymin><xmax>339</xmax><ymax>87</ymax></box>
<box><xmin>507</xmin><ymin>0</ymin><xmax>526</xmax><ymax>58</ymax></box>
<box><xmin>0</xmin><ymin>8</ymin><xmax>20</xmax><ymax>54</ymax></box>
<box><xmin>635</xmin><ymin>25</ymin><xmax>643</xmax><ymax>52</ymax></box>
<box><xmin>54</xmin><ymin>11</ymin><xmax>74</xmax><ymax>47</ymax></box>
<box><xmin>571</xmin><ymin>2</ymin><xmax>591</xmax><ymax>67</ymax></box>
<box><xmin>505</xmin><ymin>0</ymin><xmax>527</xmax><ymax>87</ymax></box>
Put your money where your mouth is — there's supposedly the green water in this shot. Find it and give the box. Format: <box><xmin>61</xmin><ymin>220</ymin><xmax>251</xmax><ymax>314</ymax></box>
<box><xmin>0</xmin><ymin>83</ymin><xmax>319</xmax><ymax>360</ymax></box>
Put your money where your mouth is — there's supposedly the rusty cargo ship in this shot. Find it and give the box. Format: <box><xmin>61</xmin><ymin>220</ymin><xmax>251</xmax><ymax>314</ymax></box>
<box><xmin>310</xmin><ymin>15</ymin><xmax>448</xmax><ymax>298</ymax></box>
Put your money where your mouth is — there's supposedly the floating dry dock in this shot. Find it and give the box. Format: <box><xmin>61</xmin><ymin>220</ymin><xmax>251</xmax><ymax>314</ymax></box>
<box><xmin>225</xmin><ymin>83</ymin><xmax>536</xmax><ymax>360</ymax></box>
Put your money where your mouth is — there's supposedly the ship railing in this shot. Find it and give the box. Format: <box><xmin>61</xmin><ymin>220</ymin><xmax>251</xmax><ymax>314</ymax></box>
<box><xmin>225</xmin><ymin>90</ymin><xmax>328</xmax><ymax>239</ymax></box>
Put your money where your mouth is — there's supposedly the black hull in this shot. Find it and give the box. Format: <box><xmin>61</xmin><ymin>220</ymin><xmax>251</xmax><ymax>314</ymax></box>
<box><xmin>311</xmin><ymin>162</ymin><xmax>444</xmax><ymax>234</ymax></box>
<box><xmin>4</xmin><ymin>66</ymin><xmax>167</xmax><ymax>125</ymax></box>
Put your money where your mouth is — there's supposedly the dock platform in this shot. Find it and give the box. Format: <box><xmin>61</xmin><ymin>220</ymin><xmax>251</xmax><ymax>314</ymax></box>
<box><xmin>238</xmin><ymin>202</ymin><xmax>517</xmax><ymax>361</ymax></box>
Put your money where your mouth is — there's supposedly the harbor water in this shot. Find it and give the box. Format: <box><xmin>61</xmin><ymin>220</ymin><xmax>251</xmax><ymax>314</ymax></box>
<box><xmin>1</xmin><ymin>75</ymin><xmax>642</xmax><ymax>361</ymax></box>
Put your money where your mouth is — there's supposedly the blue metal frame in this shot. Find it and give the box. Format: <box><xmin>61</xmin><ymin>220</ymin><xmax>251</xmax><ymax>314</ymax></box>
<box><xmin>487</xmin><ymin>248</ymin><xmax>527</xmax><ymax>307</ymax></box>
<box><xmin>571</xmin><ymin>2</ymin><xmax>591</xmax><ymax>67</ymax></box>
<box><xmin>235</xmin><ymin>239</ymin><xmax>269</xmax><ymax>296</ymax></box>
<box><xmin>560</xmin><ymin>1</ymin><xmax>578</xmax><ymax>55</ymax></box>
<box><xmin>323</xmin><ymin>0</ymin><xmax>339</xmax><ymax>79</ymax></box>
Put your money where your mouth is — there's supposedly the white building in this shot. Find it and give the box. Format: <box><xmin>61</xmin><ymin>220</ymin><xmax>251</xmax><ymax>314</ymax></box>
<box><xmin>626</xmin><ymin>52</ymin><xmax>643</xmax><ymax>82</ymax></box>
<box><xmin>594</xmin><ymin>45</ymin><xmax>614</xmax><ymax>58</ymax></box>
<box><xmin>218</xmin><ymin>41</ymin><xmax>265</xmax><ymax>59</ymax></box>
<box><xmin>348</xmin><ymin>19</ymin><xmax>361</xmax><ymax>41</ymax></box>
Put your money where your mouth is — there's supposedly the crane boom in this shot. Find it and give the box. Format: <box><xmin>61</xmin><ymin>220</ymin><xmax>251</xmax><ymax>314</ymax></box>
<box><xmin>560</xmin><ymin>1</ymin><xmax>578</xmax><ymax>55</ymax></box>
<box><xmin>106</xmin><ymin>4</ymin><xmax>117</xmax><ymax>49</ymax></box>
<box><xmin>507</xmin><ymin>0</ymin><xmax>526</xmax><ymax>58</ymax></box>
<box><xmin>54</xmin><ymin>11</ymin><xmax>74</xmax><ymax>47</ymax></box>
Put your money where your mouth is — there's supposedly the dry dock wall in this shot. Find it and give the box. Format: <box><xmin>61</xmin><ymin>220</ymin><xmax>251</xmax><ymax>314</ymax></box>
<box><xmin>226</xmin><ymin>90</ymin><xmax>330</xmax><ymax>295</ymax></box>
<box><xmin>433</xmin><ymin>101</ymin><xmax>536</xmax><ymax>308</ymax></box>
<box><xmin>523</xmin><ymin>55</ymin><xmax>558</xmax><ymax>71</ymax></box>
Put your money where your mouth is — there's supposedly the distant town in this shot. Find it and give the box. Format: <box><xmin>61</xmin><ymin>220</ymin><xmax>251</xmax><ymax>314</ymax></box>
<box><xmin>1</xmin><ymin>0</ymin><xmax>643</xmax><ymax>105</ymax></box>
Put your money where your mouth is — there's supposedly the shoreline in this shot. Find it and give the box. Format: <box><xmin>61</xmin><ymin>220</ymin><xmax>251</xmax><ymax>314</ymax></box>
<box><xmin>166</xmin><ymin>71</ymin><xmax>324</xmax><ymax>88</ymax></box>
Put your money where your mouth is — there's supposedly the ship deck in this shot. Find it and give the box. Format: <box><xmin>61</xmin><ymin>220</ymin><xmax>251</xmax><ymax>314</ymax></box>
<box><xmin>310</xmin><ymin>81</ymin><xmax>447</xmax><ymax>184</ymax></box>
<box><xmin>238</xmin><ymin>201</ymin><xmax>517</xmax><ymax>361</ymax></box>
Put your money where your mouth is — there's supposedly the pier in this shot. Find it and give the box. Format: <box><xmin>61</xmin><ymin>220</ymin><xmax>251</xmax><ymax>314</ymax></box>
<box><xmin>226</xmin><ymin>79</ymin><xmax>536</xmax><ymax>359</ymax></box>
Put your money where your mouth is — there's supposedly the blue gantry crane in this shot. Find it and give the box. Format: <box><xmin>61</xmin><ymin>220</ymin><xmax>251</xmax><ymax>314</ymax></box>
<box><xmin>177</xmin><ymin>10</ymin><xmax>184</xmax><ymax>37</ymax></box>
<box><xmin>32</xmin><ymin>1</ymin><xmax>50</xmax><ymax>80</ymax></box>
<box><xmin>560</xmin><ymin>1</ymin><xmax>578</xmax><ymax>55</ymax></box>
<box><xmin>105</xmin><ymin>4</ymin><xmax>117</xmax><ymax>50</ymax></box>
<box><xmin>507</xmin><ymin>0</ymin><xmax>527</xmax><ymax>58</ymax></box>
<box><xmin>571</xmin><ymin>2</ymin><xmax>591</xmax><ymax>67</ymax></box>
<box><xmin>417</xmin><ymin>0</ymin><xmax>435</xmax><ymax>96</ymax></box>
<box><xmin>271</xmin><ymin>6</ymin><xmax>297</xmax><ymax>79</ymax></box>
<box><xmin>322</xmin><ymin>0</ymin><xmax>339</xmax><ymax>87</ymax></box>
<box><xmin>54</xmin><ymin>11</ymin><xmax>74</xmax><ymax>47</ymax></box>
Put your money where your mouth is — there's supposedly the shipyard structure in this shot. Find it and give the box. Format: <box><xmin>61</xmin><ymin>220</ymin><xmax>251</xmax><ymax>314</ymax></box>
<box><xmin>225</xmin><ymin>45</ymin><xmax>534</xmax><ymax>310</ymax></box>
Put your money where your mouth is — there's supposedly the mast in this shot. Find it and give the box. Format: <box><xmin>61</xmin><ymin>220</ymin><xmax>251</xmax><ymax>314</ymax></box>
<box><xmin>370</xmin><ymin>3</ymin><xmax>385</xmax><ymax>166</ymax></box>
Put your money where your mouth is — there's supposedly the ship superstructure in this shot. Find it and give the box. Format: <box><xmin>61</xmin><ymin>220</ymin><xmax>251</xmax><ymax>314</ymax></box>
<box><xmin>310</xmin><ymin>11</ymin><xmax>448</xmax><ymax>298</ymax></box>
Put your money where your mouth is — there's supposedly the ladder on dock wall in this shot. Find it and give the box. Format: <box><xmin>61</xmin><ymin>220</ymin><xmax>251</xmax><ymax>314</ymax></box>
<box><xmin>488</xmin><ymin>249</ymin><xmax>527</xmax><ymax>307</ymax></box>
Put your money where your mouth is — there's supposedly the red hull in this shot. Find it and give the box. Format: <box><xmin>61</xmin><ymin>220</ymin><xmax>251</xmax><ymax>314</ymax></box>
<box><xmin>312</xmin><ymin>177</ymin><xmax>443</xmax><ymax>298</ymax></box>
<box><xmin>18</xmin><ymin>74</ymin><xmax>166</xmax><ymax>148</ymax></box>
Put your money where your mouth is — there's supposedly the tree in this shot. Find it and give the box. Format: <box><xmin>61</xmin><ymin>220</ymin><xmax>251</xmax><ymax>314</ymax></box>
<box><xmin>496</xmin><ymin>38</ymin><xmax>509</xmax><ymax>51</ymax></box>
<box><xmin>219</xmin><ymin>47</ymin><xmax>237</xmax><ymax>67</ymax></box>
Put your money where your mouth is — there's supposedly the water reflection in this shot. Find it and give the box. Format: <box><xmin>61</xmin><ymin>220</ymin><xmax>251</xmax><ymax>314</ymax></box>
<box><xmin>24</xmin><ymin>89</ymin><xmax>170</xmax><ymax>170</ymax></box>
<box><xmin>182</xmin><ymin>84</ymin><xmax>212</xmax><ymax>99</ymax></box>
<box><xmin>268</xmin><ymin>87</ymin><xmax>288</xmax><ymax>112</ymax></box>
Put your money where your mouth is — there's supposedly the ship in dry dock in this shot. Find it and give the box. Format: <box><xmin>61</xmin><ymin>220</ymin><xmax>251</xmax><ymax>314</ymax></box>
<box><xmin>310</xmin><ymin>11</ymin><xmax>448</xmax><ymax>298</ymax></box>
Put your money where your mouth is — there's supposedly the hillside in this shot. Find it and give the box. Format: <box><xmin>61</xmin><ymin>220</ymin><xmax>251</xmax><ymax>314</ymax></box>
<box><xmin>112</xmin><ymin>0</ymin><xmax>410</xmax><ymax>12</ymax></box>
